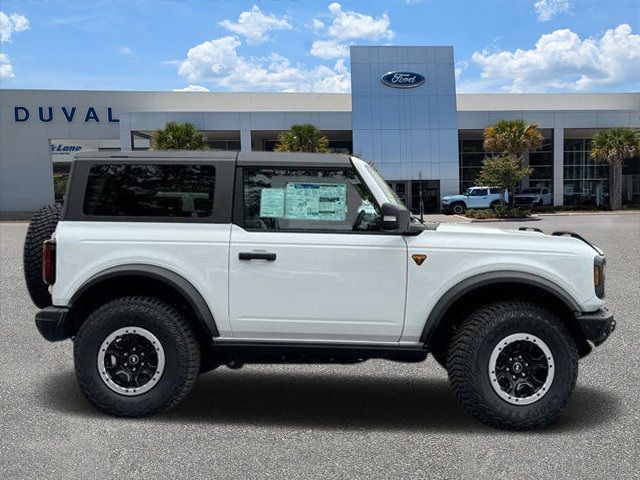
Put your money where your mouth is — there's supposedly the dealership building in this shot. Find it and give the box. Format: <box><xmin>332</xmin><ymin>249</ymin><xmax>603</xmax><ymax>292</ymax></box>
<box><xmin>1</xmin><ymin>45</ymin><xmax>639</xmax><ymax>214</ymax></box>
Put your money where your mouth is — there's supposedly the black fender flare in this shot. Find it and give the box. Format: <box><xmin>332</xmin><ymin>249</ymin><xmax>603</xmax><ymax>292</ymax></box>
<box><xmin>69</xmin><ymin>264</ymin><xmax>219</xmax><ymax>336</ymax></box>
<box><xmin>420</xmin><ymin>270</ymin><xmax>581</xmax><ymax>344</ymax></box>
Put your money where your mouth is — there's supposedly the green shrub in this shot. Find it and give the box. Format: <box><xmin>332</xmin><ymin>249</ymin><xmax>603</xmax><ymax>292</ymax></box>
<box><xmin>465</xmin><ymin>207</ymin><xmax>532</xmax><ymax>219</ymax></box>
<box><xmin>496</xmin><ymin>207</ymin><xmax>531</xmax><ymax>218</ymax></box>
<box><xmin>465</xmin><ymin>209</ymin><xmax>496</xmax><ymax>219</ymax></box>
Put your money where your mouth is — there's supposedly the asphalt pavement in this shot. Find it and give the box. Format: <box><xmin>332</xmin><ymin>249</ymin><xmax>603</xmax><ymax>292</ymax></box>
<box><xmin>1</xmin><ymin>214</ymin><xmax>638</xmax><ymax>479</ymax></box>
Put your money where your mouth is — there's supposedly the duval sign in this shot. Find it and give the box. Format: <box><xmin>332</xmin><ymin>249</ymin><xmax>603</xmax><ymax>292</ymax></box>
<box><xmin>381</xmin><ymin>71</ymin><xmax>426</xmax><ymax>88</ymax></box>
<box><xmin>13</xmin><ymin>106</ymin><xmax>119</xmax><ymax>123</ymax></box>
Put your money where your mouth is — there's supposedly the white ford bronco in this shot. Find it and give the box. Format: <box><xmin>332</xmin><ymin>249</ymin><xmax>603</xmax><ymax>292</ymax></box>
<box><xmin>25</xmin><ymin>151</ymin><xmax>615</xmax><ymax>429</ymax></box>
<box><xmin>441</xmin><ymin>186</ymin><xmax>507</xmax><ymax>215</ymax></box>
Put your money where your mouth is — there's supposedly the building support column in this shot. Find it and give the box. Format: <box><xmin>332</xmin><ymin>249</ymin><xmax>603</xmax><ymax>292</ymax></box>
<box><xmin>119</xmin><ymin>115</ymin><xmax>132</xmax><ymax>151</ymax></box>
<box><xmin>553</xmin><ymin>127</ymin><xmax>564</xmax><ymax>206</ymax></box>
<box><xmin>240</xmin><ymin>129</ymin><xmax>252</xmax><ymax>152</ymax></box>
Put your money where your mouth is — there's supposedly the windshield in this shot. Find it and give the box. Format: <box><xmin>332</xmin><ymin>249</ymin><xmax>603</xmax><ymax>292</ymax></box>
<box><xmin>364</xmin><ymin>164</ymin><xmax>405</xmax><ymax>207</ymax></box>
<box><xmin>518</xmin><ymin>188</ymin><xmax>539</xmax><ymax>194</ymax></box>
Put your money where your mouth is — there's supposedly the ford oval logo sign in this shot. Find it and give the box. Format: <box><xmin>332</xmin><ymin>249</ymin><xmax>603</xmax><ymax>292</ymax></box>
<box><xmin>381</xmin><ymin>71</ymin><xmax>426</xmax><ymax>88</ymax></box>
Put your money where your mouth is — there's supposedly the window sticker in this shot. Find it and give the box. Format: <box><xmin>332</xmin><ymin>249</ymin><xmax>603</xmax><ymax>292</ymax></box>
<box><xmin>284</xmin><ymin>183</ymin><xmax>347</xmax><ymax>221</ymax></box>
<box><xmin>259</xmin><ymin>188</ymin><xmax>285</xmax><ymax>218</ymax></box>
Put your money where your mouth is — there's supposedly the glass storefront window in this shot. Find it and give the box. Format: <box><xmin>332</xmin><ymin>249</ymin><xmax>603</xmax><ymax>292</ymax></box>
<box><xmin>459</xmin><ymin>135</ymin><xmax>553</xmax><ymax>194</ymax></box>
<box><xmin>563</xmin><ymin>138</ymin><xmax>610</xmax><ymax>206</ymax></box>
<box><xmin>208</xmin><ymin>140</ymin><xmax>241</xmax><ymax>151</ymax></box>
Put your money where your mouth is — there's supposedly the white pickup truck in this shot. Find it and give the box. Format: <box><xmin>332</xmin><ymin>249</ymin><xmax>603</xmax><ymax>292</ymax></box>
<box><xmin>25</xmin><ymin>151</ymin><xmax>614</xmax><ymax>430</ymax></box>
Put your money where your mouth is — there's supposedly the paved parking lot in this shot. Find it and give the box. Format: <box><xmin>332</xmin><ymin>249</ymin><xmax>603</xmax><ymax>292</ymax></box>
<box><xmin>1</xmin><ymin>214</ymin><xmax>638</xmax><ymax>479</ymax></box>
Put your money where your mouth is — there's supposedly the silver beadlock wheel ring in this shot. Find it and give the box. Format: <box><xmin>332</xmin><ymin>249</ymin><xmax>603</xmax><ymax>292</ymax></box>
<box><xmin>97</xmin><ymin>326</ymin><xmax>166</xmax><ymax>396</ymax></box>
<box><xmin>488</xmin><ymin>333</ymin><xmax>555</xmax><ymax>405</ymax></box>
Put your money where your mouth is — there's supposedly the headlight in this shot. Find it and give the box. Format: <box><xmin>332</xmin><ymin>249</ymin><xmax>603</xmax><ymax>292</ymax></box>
<box><xmin>442</xmin><ymin>198</ymin><xmax>449</xmax><ymax>204</ymax></box>
<box><xmin>594</xmin><ymin>256</ymin><xmax>606</xmax><ymax>298</ymax></box>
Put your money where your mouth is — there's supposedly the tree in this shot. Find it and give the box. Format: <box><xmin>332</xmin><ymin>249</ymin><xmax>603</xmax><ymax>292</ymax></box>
<box><xmin>590</xmin><ymin>127</ymin><xmax>640</xmax><ymax>210</ymax></box>
<box><xmin>151</xmin><ymin>121</ymin><xmax>207</xmax><ymax>150</ymax></box>
<box><xmin>483</xmin><ymin>119</ymin><xmax>544</xmax><ymax>159</ymax></box>
<box><xmin>476</xmin><ymin>156</ymin><xmax>533</xmax><ymax>207</ymax></box>
<box><xmin>482</xmin><ymin>119</ymin><xmax>544</xmax><ymax>206</ymax></box>
<box><xmin>275</xmin><ymin>124</ymin><xmax>329</xmax><ymax>153</ymax></box>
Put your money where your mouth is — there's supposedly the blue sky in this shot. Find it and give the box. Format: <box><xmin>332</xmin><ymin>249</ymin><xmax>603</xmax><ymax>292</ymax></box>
<box><xmin>1</xmin><ymin>0</ymin><xmax>639</xmax><ymax>93</ymax></box>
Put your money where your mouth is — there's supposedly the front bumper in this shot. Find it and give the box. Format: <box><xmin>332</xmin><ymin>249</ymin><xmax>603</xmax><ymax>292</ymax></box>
<box><xmin>35</xmin><ymin>306</ymin><xmax>71</xmax><ymax>341</ymax></box>
<box><xmin>576</xmin><ymin>306</ymin><xmax>615</xmax><ymax>346</ymax></box>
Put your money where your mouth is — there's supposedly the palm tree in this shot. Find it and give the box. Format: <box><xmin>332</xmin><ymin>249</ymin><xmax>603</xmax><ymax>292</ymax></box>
<box><xmin>483</xmin><ymin>119</ymin><xmax>544</xmax><ymax>159</ymax></box>
<box><xmin>152</xmin><ymin>121</ymin><xmax>207</xmax><ymax>150</ymax></box>
<box><xmin>275</xmin><ymin>124</ymin><xmax>329</xmax><ymax>153</ymax></box>
<box><xmin>590</xmin><ymin>127</ymin><xmax>640</xmax><ymax>210</ymax></box>
<box><xmin>483</xmin><ymin>119</ymin><xmax>544</xmax><ymax>206</ymax></box>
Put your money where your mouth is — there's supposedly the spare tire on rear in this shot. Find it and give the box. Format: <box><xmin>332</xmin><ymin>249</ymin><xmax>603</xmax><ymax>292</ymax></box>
<box><xmin>24</xmin><ymin>204</ymin><xmax>61</xmax><ymax>308</ymax></box>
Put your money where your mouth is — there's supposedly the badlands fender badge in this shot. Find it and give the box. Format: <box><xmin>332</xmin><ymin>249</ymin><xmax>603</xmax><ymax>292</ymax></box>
<box><xmin>412</xmin><ymin>254</ymin><xmax>427</xmax><ymax>266</ymax></box>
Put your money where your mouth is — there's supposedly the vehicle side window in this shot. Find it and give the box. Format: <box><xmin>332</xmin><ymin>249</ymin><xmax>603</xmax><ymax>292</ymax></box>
<box><xmin>542</xmin><ymin>188</ymin><xmax>549</xmax><ymax>194</ymax></box>
<box><xmin>242</xmin><ymin>167</ymin><xmax>380</xmax><ymax>232</ymax></box>
<box><xmin>489</xmin><ymin>188</ymin><xmax>500</xmax><ymax>194</ymax></box>
<box><xmin>83</xmin><ymin>164</ymin><xmax>215</xmax><ymax>218</ymax></box>
<box><xmin>469</xmin><ymin>188</ymin><xmax>487</xmax><ymax>196</ymax></box>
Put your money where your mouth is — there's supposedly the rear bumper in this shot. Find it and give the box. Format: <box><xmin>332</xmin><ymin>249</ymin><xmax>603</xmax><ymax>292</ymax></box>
<box><xmin>35</xmin><ymin>306</ymin><xmax>71</xmax><ymax>341</ymax></box>
<box><xmin>576</xmin><ymin>306</ymin><xmax>615</xmax><ymax>346</ymax></box>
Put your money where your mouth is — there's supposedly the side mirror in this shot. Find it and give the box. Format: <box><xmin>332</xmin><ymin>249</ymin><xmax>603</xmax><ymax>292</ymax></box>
<box><xmin>380</xmin><ymin>203</ymin><xmax>411</xmax><ymax>233</ymax></box>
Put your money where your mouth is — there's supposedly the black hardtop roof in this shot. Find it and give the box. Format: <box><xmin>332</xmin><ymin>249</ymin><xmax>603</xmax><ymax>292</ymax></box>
<box><xmin>73</xmin><ymin>150</ymin><xmax>353</xmax><ymax>166</ymax></box>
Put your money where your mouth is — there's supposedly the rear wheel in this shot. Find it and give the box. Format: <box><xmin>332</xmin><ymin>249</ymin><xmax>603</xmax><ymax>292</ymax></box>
<box><xmin>23</xmin><ymin>204</ymin><xmax>61</xmax><ymax>308</ymax></box>
<box><xmin>446</xmin><ymin>301</ymin><xmax>578</xmax><ymax>430</ymax></box>
<box><xmin>451</xmin><ymin>202</ymin><xmax>466</xmax><ymax>215</ymax></box>
<box><xmin>74</xmin><ymin>296</ymin><xmax>200</xmax><ymax>417</ymax></box>
<box><xmin>490</xmin><ymin>201</ymin><xmax>501</xmax><ymax>212</ymax></box>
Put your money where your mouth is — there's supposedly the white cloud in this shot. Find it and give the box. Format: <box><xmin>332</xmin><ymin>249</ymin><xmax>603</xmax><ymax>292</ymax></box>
<box><xmin>0</xmin><ymin>11</ymin><xmax>29</xmax><ymax>42</ymax></box>
<box><xmin>173</xmin><ymin>85</ymin><xmax>210</xmax><ymax>92</ymax></box>
<box><xmin>471</xmin><ymin>24</ymin><xmax>640</xmax><ymax>92</ymax></box>
<box><xmin>311</xmin><ymin>18</ymin><xmax>325</xmax><ymax>32</ymax></box>
<box><xmin>533</xmin><ymin>0</ymin><xmax>571</xmax><ymax>22</ymax></box>
<box><xmin>310</xmin><ymin>39</ymin><xmax>350</xmax><ymax>60</ymax></box>
<box><xmin>219</xmin><ymin>5</ymin><xmax>291</xmax><ymax>45</ymax></box>
<box><xmin>119</xmin><ymin>46</ymin><xmax>133</xmax><ymax>56</ymax></box>
<box><xmin>325</xmin><ymin>2</ymin><xmax>393</xmax><ymax>41</ymax></box>
<box><xmin>454</xmin><ymin>60</ymin><xmax>468</xmax><ymax>81</ymax></box>
<box><xmin>0</xmin><ymin>52</ymin><xmax>14</xmax><ymax>79</ymax></box>
<box><xmin>308</xmin><ymin>3</ymin><xmax>393</xmax><ymax>60</ymax></box>
<box><xmin>177</xmin><ymin>3</ymin><xmax>396</xmax><ymax>92</ymax></box>
<box><xmin>178</xmin><ymin>36</ymin><xmax>243</xmax><ymax>82</ymax></box>
<box><xmin>177</xmin><ymin>36</ymin><xmax>350</xmax><ymax>93</ymax></box>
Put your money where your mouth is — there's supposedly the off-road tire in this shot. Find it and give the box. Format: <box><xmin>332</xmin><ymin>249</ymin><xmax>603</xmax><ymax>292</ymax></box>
<box><xmin>74</xmin><ymin>296</ymin><xmax>201</xmax><ymax>417</ymax></box>
<box><xmin>490</xmin><ymin>201</ymin><xmax>501</xmax><ymax>212</ymax></box>
<box><xmin>451</xmin><ymin>202</ymin><xmax>466</xmax><ymax>215</ymax></box>
<box><xmin>446</xmin><ymin>301</ymin><xmax>578</xmax><ymax>430</ymax></box>
<box><xmin>23</xmin><ymin>204</ymin><xmax>61</xmax><ymax>308</ymax></box>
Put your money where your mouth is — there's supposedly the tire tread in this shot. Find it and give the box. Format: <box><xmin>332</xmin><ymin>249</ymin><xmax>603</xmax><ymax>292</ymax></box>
<box><xmin>74</xmin><ymin>296</ymin><xmax>200</xmax><ymax>417</ymax></box>
<box><xmin>446</xmin><ymin>301</ymin><xmax>578</xmax><ymax>430</ymax></box>
<box><xmin>23</xmin><ymin>204</ymin><xmax>61</xmax><ymax>308</ymax></box>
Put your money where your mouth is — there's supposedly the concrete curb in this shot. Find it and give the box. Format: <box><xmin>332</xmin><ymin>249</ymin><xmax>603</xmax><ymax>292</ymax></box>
<box><xmin>535</xmin><ymin>211</ymin><xmax>640</xmax><ymax>217</ymax></box>
<box><xmin>453</xmin><ymin>215</ymin><xmax>541</xmax><ymax>223</ymax></box>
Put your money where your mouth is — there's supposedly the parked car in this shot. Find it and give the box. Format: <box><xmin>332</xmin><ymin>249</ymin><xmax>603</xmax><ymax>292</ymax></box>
<box><xmin>25</xmin><ymin>151</ymin><xmax>614</xmax><ymax>430</ymax></box>
<box><xmin>441</xmin><ymin>186</ymin><xmax>507</xmax><ymax>214</ymax></box>
<box><xmin>515</xmin><ymin>187</ymin><xmax>552</xmax><ymax>206</ymax></box>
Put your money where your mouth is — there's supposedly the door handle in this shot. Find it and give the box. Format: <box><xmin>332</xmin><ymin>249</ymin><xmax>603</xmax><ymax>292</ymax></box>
<box><xmin>239</xmin><ymin>252</ymin><xmax>276</xmax><ymax>261</ymax></box>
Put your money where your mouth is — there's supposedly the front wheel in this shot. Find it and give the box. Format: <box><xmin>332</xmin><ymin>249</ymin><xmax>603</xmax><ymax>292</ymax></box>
<box><xmin>446</xmin><ymin>301</ymin><xmax>578</xmax><ymax>430</ymax></box>
<box><xmin>74</xmin><ymin>296</ymin><xmax>201</xmax><ymax>417</ymax></box>
<box><xmin>451</xmin><ymin>202</ymin><xmax>466</xmax><ymax>215</ymax></box>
